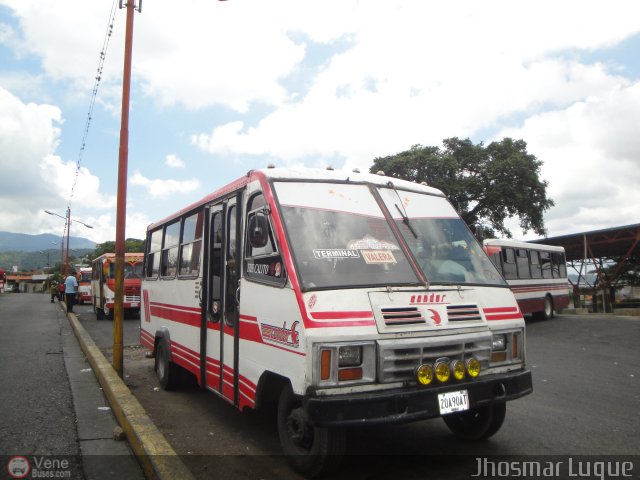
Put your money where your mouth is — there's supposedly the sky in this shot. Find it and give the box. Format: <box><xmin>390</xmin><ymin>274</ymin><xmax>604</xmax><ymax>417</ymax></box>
<box><xmin>1</xmin><ymin>0</ymin><xmax>639</xmax><ymax>245</ymax></box>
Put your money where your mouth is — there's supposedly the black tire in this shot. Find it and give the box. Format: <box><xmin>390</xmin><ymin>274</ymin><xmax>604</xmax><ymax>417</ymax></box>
<box><xmin>155</xmin><ymin>340</ymin><xmax>181</xmax><ymax>390</ymax></box>
<box><xmin>94</xmin><ymin>297</ymin><xmax>104</xmax><ymax>320</ymax></box>
<box><xmin>277</xmin><ymin>384</ymin><xmax>346</xmax><ymax>478</ymax></box>
<box><xmin>443</xmin><ymin>402</ymin><xmax>506</xmax><ymax>441</ymax></box>
<box><xmin>534</xmin><ymin>295</ymin><xmax>554</xmax><ymax>320</ymax></box>
<box><xmin>103</xmin><ymin>302</ymin><xmax>113</xmax><ymax>321</ymax></box>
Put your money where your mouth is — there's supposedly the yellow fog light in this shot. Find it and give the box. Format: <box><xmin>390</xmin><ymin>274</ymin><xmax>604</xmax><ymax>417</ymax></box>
<box><xmin>415</xmin><ymin>364</ymin><xmax>434</xmax><ymax>385</ymax></box>
<box><xmin>466</xmin><ymin>357</ymin><xmax>481</xmax><ymax>378</ymax></box>
<box><xmin>434</xmin><ymin>361</ymin><xmax>450</xmax><ymax>383</ymax></box>
<box><xmin>451</xmin><ymin>360</ymin><xmax>465</xmax><ymax>380</ymax></box>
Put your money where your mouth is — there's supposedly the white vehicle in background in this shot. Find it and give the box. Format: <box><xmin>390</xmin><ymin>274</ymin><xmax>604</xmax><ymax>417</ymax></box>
<box><xmin>141</xmin><ymin>167</ymin><xmax>533</xmax><ymax>477</ymax></box>
<box><xmin>484</xmin><ymin>238</ymin><xmax>570</xmax><ymax>320</ymax></box>
<box><xmin>76</xmin><ymin>267</ymin><xmax>92</xmax><ymax>304</ymax></box>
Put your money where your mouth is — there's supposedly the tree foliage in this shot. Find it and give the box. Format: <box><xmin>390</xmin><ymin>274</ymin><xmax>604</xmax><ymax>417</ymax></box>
<box><xmin>90</xmin><ymin>238</ymin><xmax>145</xmax><ymax>260</ymax></box>
<box><xmin>370</xmin><ymin>137</ymin><xmax>555</xmax><ymax>237</ymax></box>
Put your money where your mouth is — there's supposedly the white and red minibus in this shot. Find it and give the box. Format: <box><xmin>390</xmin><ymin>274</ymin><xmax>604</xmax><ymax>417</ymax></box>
<box><xmin>141</xmin><ymin>167</ymin><xmax>532</xmax><ymax>476</ymax></box>
<box><xmin>91</xmin><ymin>253</ymin><xmax>143</xmax><ymax>320</ymax></box>
<box><xmin>0</xmin><ymin>268</ymin><xmax>5</xmax><ymax>293</ymax></box>
<box><xmin>484</xmin><ymin>238</ymin><xmax>570</xmax><ymax>320</ymax></box>
<box><xmin>76</xmin><ymin>267</ymin><xmax>92</xmax><ymax>304</ymax></box>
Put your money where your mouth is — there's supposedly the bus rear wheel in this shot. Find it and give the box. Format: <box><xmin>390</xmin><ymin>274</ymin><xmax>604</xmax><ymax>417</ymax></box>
<box><xmin>277</xmin><ymin>384</ymin><xmax>345</xmax><ymax>478</ymax></box>
<box><xmin>94</xmin><ymin>297</ymin><xmax>104</xmax><ymax>320</ymax></box>
<box><xmin>442</xmin><ymin>402</ymin><xmax>506</xmax><ymax>441</ymax></box>
<box><xmin>534</xmin><ymin>295</ymin><xmax>554</xmax><ymax>320</ymax></box>
<box><xmin>155</xmin><ymin>340</ymin><xmax>181</xmax><ymax>390</ymax></box>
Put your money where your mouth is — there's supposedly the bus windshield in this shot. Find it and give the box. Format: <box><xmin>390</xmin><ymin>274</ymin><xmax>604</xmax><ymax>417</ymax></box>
<box><xmin>276</xmin><ymin>182</ymin><xmax>421</xmax><ymax>290</ymax></box>
<box><xmin>377</xmin><ymin>187</ymin><xmax>506</xmax><ymax>286</ymax></box>
<box><xmin>108</xmin><ymin>262</ymin><xmax>143</xmax><ymax>279</ymax></box>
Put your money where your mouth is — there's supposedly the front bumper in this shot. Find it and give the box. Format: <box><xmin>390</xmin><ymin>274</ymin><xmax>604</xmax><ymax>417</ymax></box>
<box><xmin>305</xmin><ymin>369</ymin><xmax>532</xmax><ymax>427</ymax></box>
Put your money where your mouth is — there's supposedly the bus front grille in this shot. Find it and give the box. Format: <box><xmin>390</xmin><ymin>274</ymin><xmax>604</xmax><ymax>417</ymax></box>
<box><xmin>377</xmin><ymin>332</ymin><xmax>492</xmax><ymax>383</ymax></box>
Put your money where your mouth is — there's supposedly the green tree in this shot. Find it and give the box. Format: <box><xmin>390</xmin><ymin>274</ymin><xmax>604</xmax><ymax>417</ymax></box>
<box><xmin>90</xmin><ymin>238</ymin><xmax>145</xmax><ymax>260</ymax></box>
<box><xmin>370</xmin><ymin>137</ymin><xmax>554</xmax><ymax>237</ymax></box>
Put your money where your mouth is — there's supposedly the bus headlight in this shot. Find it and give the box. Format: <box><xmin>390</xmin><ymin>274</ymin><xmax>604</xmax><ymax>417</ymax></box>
<box><xmin>315</xmin><ymin>342</ymin><xmax>375</xmax><ymax>386</ymax></box>
<box><xmin>492</xmin><ymin>334</ymin><xmax>506</xmax><ymax>351</ymax></box>
<box><xmin>338</xmin><ymin>345</ymin><xmax>362</xmax><ymax>367</ymax></box>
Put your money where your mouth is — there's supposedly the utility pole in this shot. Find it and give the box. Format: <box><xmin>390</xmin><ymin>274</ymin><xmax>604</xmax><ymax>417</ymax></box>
<box><xmin>113</xmin><ymin>0</ymin><xmax>141</xmax><ymax>378</ymax></box>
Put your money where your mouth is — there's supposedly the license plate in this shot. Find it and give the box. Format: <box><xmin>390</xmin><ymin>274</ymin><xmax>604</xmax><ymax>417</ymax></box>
<box><xmin>438</xmin><ymin>390</ymin><xmax>470</xmax><ymax>415</ymax></box>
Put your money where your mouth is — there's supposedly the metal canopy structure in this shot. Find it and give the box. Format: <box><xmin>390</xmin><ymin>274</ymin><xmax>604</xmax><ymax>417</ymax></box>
<box><xmin>529</xmin><ymin>223</ymin><xmax>640</xmax><ymax>311</ymax></box>
<box><xmin>530</xmin><ymin>223</ymin><xmax>640</xmax><ymax>262</ymax></box>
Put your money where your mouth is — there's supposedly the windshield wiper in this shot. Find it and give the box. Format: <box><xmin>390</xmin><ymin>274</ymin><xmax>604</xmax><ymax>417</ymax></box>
<box><xmin>388</xmin><ymin>181</ymin><xmax>418</xmax><ymax>238</ymax></box>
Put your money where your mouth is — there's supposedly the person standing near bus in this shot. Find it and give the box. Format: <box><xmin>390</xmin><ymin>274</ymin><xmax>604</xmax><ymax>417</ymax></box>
<box><xmin>64</xmin><ymin>270</ymin><xmax>78</xmax><ymax>313</ymax></box>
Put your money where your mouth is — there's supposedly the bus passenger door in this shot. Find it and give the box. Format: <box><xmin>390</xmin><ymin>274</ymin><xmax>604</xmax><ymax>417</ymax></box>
<box><xmin>204</xmin><ymin>196</ymin><xmax>241</xmax><ymax>405</ymax></box>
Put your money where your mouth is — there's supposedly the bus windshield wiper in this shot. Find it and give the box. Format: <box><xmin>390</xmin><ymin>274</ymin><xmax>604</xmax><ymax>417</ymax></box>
<box><xmin>388</xmin><ymin>181</ymin><xmax>418</xmax><ymax>239</ymax></box>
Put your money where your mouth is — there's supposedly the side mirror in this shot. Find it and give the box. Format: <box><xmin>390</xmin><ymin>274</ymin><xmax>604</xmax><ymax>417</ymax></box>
<box><xmin>248</xmin><ymin>212</ymin><xmax>269</xmax><ymax>249</ymax></box>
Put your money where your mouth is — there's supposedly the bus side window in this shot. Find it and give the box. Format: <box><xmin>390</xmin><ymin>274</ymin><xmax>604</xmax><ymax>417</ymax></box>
<box><xmin>209</xmin><ymin>212</ymin><xmax>222</xmax><ymax>322</ymax></box>
<box><xmin>501</xmin><ymin>248</ymin><xmax>517</xmax><ymax>279</ymax></box>
<box><xmin>146</xmin><ymin>228</ymin><xmax>162</xmax><ymax>278</ymax></box>
<box><xmin>530</xmin><ymin>250</ymin><xmax>542</xmax><ymax>278</ymax></box>
<box><xmin>552</xmin><ymin>252</ymin><xmax>566</xmax><ymax>278</ymax></box>
<box><xmin>540</xmin><ymin>251</ymin><xmax>552</xmax><ymax>279</ymax></box>
<box><xmin>225</xmin><ymin>205</ymin><xmax>238</xmax><ymax>327</ymax></box>
<box><xmin>245</xmin><ymin>192</ymin><xmax>286</xmax><ymax>286</ymax></box>
<box><xmin>161</xmin><ymin>221</ymin><xmax>180</xmax><ymax>278</ymax></box>
<box><xmin>516</xmin><ymin>248</ymin><xmax>531</xmax><ymax>279</ymax></box>
<box><xmin>179</xmin><ymin>211</ymin><xmax>204</xmax><ymax>277</ymax></box>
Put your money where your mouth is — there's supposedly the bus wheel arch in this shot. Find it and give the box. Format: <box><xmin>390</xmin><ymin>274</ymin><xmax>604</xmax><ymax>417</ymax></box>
<box><xmin>277</xmin><ymin>382</ymin><xmax>346</xmax><ymax>478</ymax></box>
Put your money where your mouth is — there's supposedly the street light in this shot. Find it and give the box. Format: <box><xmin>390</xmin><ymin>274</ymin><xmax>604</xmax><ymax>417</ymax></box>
<box><xmin>45</xmin><ymin>208</ymin><xmax>93</xmax><ymax>276</ymax></box>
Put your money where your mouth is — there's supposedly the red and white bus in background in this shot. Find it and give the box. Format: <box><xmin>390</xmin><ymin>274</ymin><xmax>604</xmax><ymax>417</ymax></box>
<box><xmin>141</xmin><ymin>167</ymin><xmax>533</xmax><ymax>476</ymax></box>
<box><xmin>0</xmin><ymin>268</ymin><xmax>5</xmax><ymax>293</ymax></box>
<box><xmin>76</xmin><ymin>267</ymin><xmax>92</xmax><ymax>304</ymax></box>
<box><xmin>91</xmin><ymin>253</ymin><xmax>143</xmax><ymax>320</ymax></box>
<box><xmin>483</xmin><ymin>238</ymin><xmax>570</xmax><ymax>320</ymax></box>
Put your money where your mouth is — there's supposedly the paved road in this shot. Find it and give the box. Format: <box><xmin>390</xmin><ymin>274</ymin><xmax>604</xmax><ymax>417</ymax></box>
<box><xmin>73</xmin><ymin>301</ymin><xmax>640</xmax><ymax>479</ymax></box>
<box><xmin>0</xmin><ymin>293</ymin><xmax>144</xmax><ymax>479</ymax></box>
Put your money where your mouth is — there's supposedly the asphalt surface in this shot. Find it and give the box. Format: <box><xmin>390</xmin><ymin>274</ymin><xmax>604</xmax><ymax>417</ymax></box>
<box><xmin>69</xmin><ymin>299</ymin><xmax>640</xmax><ymax>480</ymax></box>
<box><xmin>0</xmin><ymin>293</ymin><xmax>144</xmax><ymax>479</ymax></box>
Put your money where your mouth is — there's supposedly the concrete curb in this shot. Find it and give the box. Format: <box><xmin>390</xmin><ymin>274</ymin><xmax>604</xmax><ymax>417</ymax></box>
<box><xmin>62</xmin><ymin>303</ymin><xmax>195</xmax><ymax>480</ymax></box>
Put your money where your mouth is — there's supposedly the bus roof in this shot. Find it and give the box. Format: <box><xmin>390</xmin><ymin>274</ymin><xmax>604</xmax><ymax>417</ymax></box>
<box><xmin>147</xmin><ymin>167</ymin><xmax>446</xmax><ymax>231</ymax></box>
<box><xmin>483</xmin><ymin>238</ymin><xmax>566</xmax><ymax>253</ymax></box>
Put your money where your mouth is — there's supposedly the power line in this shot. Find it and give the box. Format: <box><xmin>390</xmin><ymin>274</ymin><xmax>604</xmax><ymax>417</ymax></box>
<box><xmin>66</xmin><ymin>0</ymin><xmax>119</xmax><ymax>211</ymax></box>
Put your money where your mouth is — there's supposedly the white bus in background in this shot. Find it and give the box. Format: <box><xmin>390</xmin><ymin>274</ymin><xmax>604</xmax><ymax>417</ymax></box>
<box><xmin>141</xmin><ymin>167</ymin><xmax>533</xmax><ymax>477</ymax></box>
<box><xmin>483</xmin><ymin>238</ymin><xmax>570</xmax><ymax>320</ymax></box>
<box><xmin>76</xmin><ymin>267</ymin><xmax>92</xmax><ymax>304</ymax></box>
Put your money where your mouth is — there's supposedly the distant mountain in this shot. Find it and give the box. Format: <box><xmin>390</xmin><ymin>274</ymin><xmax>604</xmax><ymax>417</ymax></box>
<box><xmin>0</xmin><ymin>231</ymin><xmax>96</xmax><ymax>252</ymax></box>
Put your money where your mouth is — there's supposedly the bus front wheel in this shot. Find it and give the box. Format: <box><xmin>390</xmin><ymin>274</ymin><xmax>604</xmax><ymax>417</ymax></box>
<box><xmin>442</xmin><ymin>402</ymin><xmax>506</xmax><ymax>441</ymax></box>
<box><xmin>277</xmin><ymin>384</ymin><xmax>345</xmax><ymax>478</ymax></box>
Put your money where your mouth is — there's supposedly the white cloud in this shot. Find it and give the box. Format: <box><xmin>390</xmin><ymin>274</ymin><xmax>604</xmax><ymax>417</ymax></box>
<box><xmin>496</xmin><ymin>81</ymin><xmax>640</xmax><ymax>238</ymax></box>
<box><xmin>164</xmin><ymin>154</ymin><xmax>185</xmax><ymax>168</ymax></box>
<box><xmin>130</xmin><ymin>170</ymin><xmax>200</xmax><ymax>199</ymax></box>
<box><xmin>2</xmin><ymin>0</ymin><xmax>640</xmax><ymax>243</ymax></box>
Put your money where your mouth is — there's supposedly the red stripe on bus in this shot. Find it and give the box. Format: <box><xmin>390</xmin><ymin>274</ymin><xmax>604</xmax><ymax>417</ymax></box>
<box><xmin>310</xmin><ymin>311</ymin><xmax>374</xmax><ymax>320</ymax></box>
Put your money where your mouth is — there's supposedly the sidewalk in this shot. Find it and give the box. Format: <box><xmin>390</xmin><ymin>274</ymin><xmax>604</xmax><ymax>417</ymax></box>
<box><xmin>61</xmin><ymin>301</ymin><xmax>195</xmax><ymax>480</ymax></box>
<box><xmin>60</xmin><ymin>302</ymin><xmax>146</xmax><ymax>480</ymax></box>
